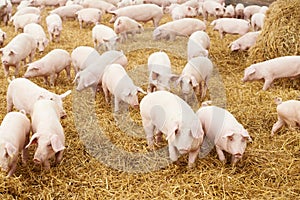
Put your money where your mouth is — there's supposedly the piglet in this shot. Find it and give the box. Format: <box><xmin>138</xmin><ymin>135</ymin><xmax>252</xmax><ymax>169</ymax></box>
<box><xmin>228</xmin><ymin>31</ymin><xmax>260</xmax><ymax>51</ymax></box>
<box><xmin>196</xmin><ymin>105</ymin><xmax>252</xmax><ymax>164</ymax></box>
<box><xmin>242</xmin><ymin>56</ymin><xmax>300</xmax><ymax>91</ymax></box>
<box><xmin>92</xmin><ymin>24</ymin><xmax>119</xmax><ymax>51</ymax></box>
<box><xmin>102</xmin><ymin>64</ymin><xmax>146</xmax><ymax>112</ymax></box>
<box><xmin>202</xmin><ymin>0</ymin><xmax>225</xmax><ymax>21</ymax></box>
<box><xmin>49</xmin><ymin>4</ymin><xmax>83</xmax><ymax>21</ymax></box>
<box><xmin>13</xmin><ymin>13</ymin><xmax>41</xmax><ymax>32</ymax></box>
<box><xmin>75</xmin><ymin>8</ymin><xmax>102</xmax><ymax>29</ymax></box>
<box><xmin>23</xmin><ymin>23</ymin><xmax>49</xmax><ymax>53</ymax></box>
<box><xmin>271</xmin><ymin>97</ymin><xmax>300</xmax><ymax>136</ymax></box>
<box><xmin>7</xmin><ymin>78</ymin><xmax>71</xmax><ymax>118</ymax></box>
<box><xmin>24</xmin><ymin>49</ymin><xmax>71</xmax><ymax>86</ymax></box>
<box><xmin>251</xmin><ymin>13</ymin><xmax>265</xmax><ymax>31</ymax></box>
<box><xmin>235</xmin><ymin>3</ymin><xmax>244</xmax><ymax>19</ymax></box>
<box><xmin>0</xmin><ymin>33</ymin><xmax>37</xmax><ymax>78</ymax></box>
<box><xmin>177</xmin><ymin>56</ymin><xmax>213</xmax><ymax>101</ymax></box>
<box><xmin>147</xmin><ymin>51</ymin><xmax>178</xmax><ymax>92</ymax></box>
<box><xmin>211</xmin><ymin>18</ymin><xmax>250</xmax><ymax>39</ymax></box>
<box><xmin>0</xmin><ymin>110</ymin><xmax>31</xmax><ymax>177</ymax></box>
<box><xmin>171</xmin><ymin>4</ymin><xmax>197</xmax><ymax>20</ymax></box>
<box><xmin>74</xmin><ymin>50</ymin><xmax>127</xmax><ymax>93</ymax></box>
<box><xmin>113</xmin><ymin>16</ymin><xmax>144</xmax><ymax>43</ymax></box>
<box><xmin>108</xmin><ymin>4</ymin><xmax>163</xmax><ymax>27</ymax></box>
<box><xmin>243</xmin><ymin>5</ymin><xmax>261</xmax><ymax>21</ymax></box>
<box><xmin>46</xmin><ymin>13</ymin><xmax>63</xmax><ymax>43</ymax></box>
<box><xmin>71</xmin><ymin>46</ymin><xmax>101</xmax><ymax>74</ymax></box>
<box><xmin>26</xmin><ymin>99</ymin><xmax>65</xmax><ymax>170</ymax></box>
<box><xmin>140</xmin><ymin>90</ymin><xmax>204</xmax><ymax>167</ymax></box>
<box><xmin>153</xmin><ymin>18</ymin><xmax>206</xmax><ymax>41</ymax></box>
<box><xmin>187</xmin><ymin>30</ymin><xmax>210</xmax><ymax>60</ymax></box>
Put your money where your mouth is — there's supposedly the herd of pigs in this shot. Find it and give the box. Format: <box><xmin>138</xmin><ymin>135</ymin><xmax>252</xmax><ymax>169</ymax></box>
<box><xmin>0</xmin><ymin>0</ymin><xmax>299</xmax><ymax>178</ymax></box>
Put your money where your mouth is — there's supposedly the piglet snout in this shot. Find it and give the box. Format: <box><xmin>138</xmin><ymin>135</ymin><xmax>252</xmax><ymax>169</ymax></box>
<box><xmin>234</xmin><ymin>153</ymin><xmax>242</xmax><ymax>158</ymax></box>
<box><xmin>33</xmin><ymin>158</ymin><xmax>41</xmax><ymax>164</ymax></box>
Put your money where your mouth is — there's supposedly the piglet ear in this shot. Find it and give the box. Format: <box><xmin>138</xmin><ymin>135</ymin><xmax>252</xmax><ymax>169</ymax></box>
<box><xmin>222</xmin><ymin>132</ymin><xmax>234</xmax><ymax>139</ymax></box>
<box><xmin>190</xmin><ymin>76</ymin><xmax>199</xmax><ymax>87</ymax></box>
<box><xmin>5</xmin><ymin>143</ymin><xmax>17</xmax><ymax>158</ymax></box>
<box><xmin>166</xmin><ymin>123</ymin><xmax>179</xmax><ymax>143</ymax></box>
<box><xmin>151</xmin><ymin>71</ymin><xmax>159</xmax><ymax>80</ymax></box>
<box><xmin>242</xmin><ymin>130</ymin><xmax>252</xmax><ymax>142</ymax></box>
<box><xmin>50</xmin><ymin>135</ymin><xmax>65</xmax><ymax>153</ymax></box>
<box><xmin>137</xmin><ymin>87</ymin><xmax>147</xmax><ymax>94</ymax></box>
<box><xmin>246</xmin><ymin>67</ymin><xmax>256</xmax><ymax>75</ymax></box>
<box><xmin>191</xmin><ymin>119</ymin><xmax>204</xmax><ymax>139</ymax></box>
<box><xmin>25</xmin><ymin>133</ymin><xmax>39</xmax><ymax>149</ymax></box>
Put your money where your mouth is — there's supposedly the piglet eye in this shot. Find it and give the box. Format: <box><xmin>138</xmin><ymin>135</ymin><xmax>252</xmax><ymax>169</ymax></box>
<box><xmin>227</xmin><ymin>136</ymin><xmax>233</xmax><ymax>141</ymax></box>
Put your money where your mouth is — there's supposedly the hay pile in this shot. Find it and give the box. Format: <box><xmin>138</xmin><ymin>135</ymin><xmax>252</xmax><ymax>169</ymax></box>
<box><xmin>248</xmin><ymin>0</ymin><xmax>300</xmax><ymax>64</ymax></box>
<box><xmin>0</xmin><ymin>2</ymin><xmax>299</xmax><ymax>199</ymax></box>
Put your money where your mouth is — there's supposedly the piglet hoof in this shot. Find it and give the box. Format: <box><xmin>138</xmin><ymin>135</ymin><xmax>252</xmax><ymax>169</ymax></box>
<box><xmin>188</xmin><ymin>162</ymin><xmax>195</xmax><ymax>168</ymax></box>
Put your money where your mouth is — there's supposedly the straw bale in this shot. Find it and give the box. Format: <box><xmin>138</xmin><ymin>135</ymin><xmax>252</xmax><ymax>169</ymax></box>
<box><xmin>247</xmin><ymin>0</ymin><xmax>300</xmax><ymax>64</ymax></box>
<box><xmin>0</xmin><ymin>2</ymin><xmax>299</xmax><ymax>200</ymax></box>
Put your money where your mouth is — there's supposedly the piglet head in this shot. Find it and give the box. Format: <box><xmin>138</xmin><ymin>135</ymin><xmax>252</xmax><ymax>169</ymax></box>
<box><xmin>242</xmin><ymin>65</ymin><xmax>256</xmax><ymax>82</ymax></box>
<box><xmin>223</xmin><ymin>130</ymin><xmax>252</xmax><ymax>163</ymax></box>
<box><xmin>0</xmin><ymin>143</ymin><xmax>17</xmax><ymax>172</ymax></box>
<box><xmin>178</xmin><ymin>75</ymin><xmax>198</xmax><ymax>95</ymax></box>
<box><xmin>26</xmin><ymin>133</ymin><xmax>65</xmax><ymax>167</ymax></box>
<box><xmin>122</xmin><ymin>87</ymin><xmax>147</xmax><ymax>109</ymax></box>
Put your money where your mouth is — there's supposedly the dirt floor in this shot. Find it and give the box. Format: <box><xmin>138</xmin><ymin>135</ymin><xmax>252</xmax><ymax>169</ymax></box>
<box><xmin>0</xmin><ymin>1</ymin><xmax>299</xmax><ymax>199</ymax></box>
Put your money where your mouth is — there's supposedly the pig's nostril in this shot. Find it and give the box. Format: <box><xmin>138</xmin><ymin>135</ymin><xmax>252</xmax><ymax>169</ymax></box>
<box><xmin>33</xmin><ymin>158</ymin><xmax>41</xmax><ymax>163</ymax></box>
<box><xmin>235</xmin><ymin>153</ymin><xmax>242</xmax><ymax>157</ymax></box>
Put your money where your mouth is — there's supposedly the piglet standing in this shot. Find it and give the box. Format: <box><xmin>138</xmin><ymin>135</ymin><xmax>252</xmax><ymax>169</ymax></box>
<box><xmin>23</xmin><ymin>23</ymin><xmax>49</xmax><ymax>53</ymax></box>
<box><xmin>92</xmin><ymin>24</ymin><xmax>119</xmax><ymax>51</ymax></box>
<box><xmin>228</xmin><ymin>31</ymin><xmax>260</xmax><ymax>51</ymax></box>
<box><xmin>71</xmin><ymin>46</ymin><xmax>101</xmax><ymax>74</ymax></box>
<box><xmin>196</xmin><ymin>105</ymin><xmax>252</xmax><ymax>164</ymax></box>
<box><xmin>140</xmin><ymin>90</ymin><xmax>204</xmax><ymax>167</ymax></box>
<box><xmin>187</xmin><ymin>30</ymin><xmax>210</xmax><ymax>60</ymax></box>
<box><xmin>24</xmin><ymin>49</ymin><xmax>71</xmax><ymax>86</ymax></box>
<box><xmin>26</xmin><ymin>99</ymin><xmax>65</xmax><ymax>170</ymax></box>
<box><xmin>153</xmin><ymin>18</ymin><xmax>206</xmax><ymax>41</ymax></box>
<box><xmin>0</xmin><ymin>110</ymin><xmax>31</xmax><ymax>177</ymax></box>
<box><xmin>147</xmin><ymin>51</ymin><xmax>178</xmax><ymax>92</ymax></box>
<box><xmin>74</xmin><ymin>49</ymin><xmax>127</xmax><ymax>93</ymax></box>
<box><xmin>177</xmin><ymin>56</ymin><xmax>213</xmax><ymax>101</ymax></box>
<box><xmin>108</xmin><ymin>4</ymin><xmax>163</xmax><ymax>27</ymax></box>
<box><xmin>102</xmin><ymin>63</ymin><xmax>146</xmax><ymax>112</ymax></box>
<box><xmin>0</xmin><ymin>33</ymin><xmax>36</xmax><ymax>78</ymax></box>
<box><xmin>7</xmin><ymin>78</ymin><xmax>71</xmax><ymax>118</ymax></box>
<box><xmin>211</xmin><ymin>18</ymin><xmax>250</xmax><ymax>39</ymax></box>
<box><xmin>75</xmin><ymin>8</ymin><xmax>102</xmax><ymax>29</ymax></box>
<box><xmin>113</xmin><ymin>16</ymin><xmax>144</xmax><ymax>43</ymax></box>
<box><xmin>271</xmin><ymin>97</ymin><xmax>300</xmax><ymax>136</ymax></box>
<box><xmin>46</xmin><ymin>13</ymin><xmax>63</xmax><ymax>43</ymax></box>
<box><xmin>242</xmin><ymin>56</ymin><xmax>300</xmax><ymax>91</ymax></box>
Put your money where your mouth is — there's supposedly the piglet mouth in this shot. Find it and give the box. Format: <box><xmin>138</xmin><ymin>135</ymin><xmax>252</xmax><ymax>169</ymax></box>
<box><xmin>33</xmin><ymin>158</ymin><xmax>41</xmax><ymax>164</ymax></box>
<box><xmin>234</xmin><ymin>153</ymin><xmax>242</xmax><ymax>159</ymax></box>
<box><xmin>178</xmin><ymin>149</ymin><xmax>189</xmax><ymax>154</ymax></box>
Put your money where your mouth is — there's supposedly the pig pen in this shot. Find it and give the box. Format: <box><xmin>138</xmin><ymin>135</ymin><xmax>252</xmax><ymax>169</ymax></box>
<box><xmin>0</xmin><ymin>0</ymin><xmax>299</xmax><ymax>199</ymax></box>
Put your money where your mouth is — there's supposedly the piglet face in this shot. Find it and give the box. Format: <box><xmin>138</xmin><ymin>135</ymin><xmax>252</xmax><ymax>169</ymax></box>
<box><xmin>242</xmin><ymin>66</ymin><xmax>256</xmax><ymax>82</ymax></box>
<box><xmin>224</xmin><ymin>132</ymin><xmax>251</xmax><ymax>159</ymax></box>
<box><xmin>0</xmin><ymin>49</ymin><xmax>17</xmax><ymax>65</ymax></box>
<box><xmin>0</xmin><ymin>146</ymin><xmax>10</xmax><ymax>172</ymax></box>
<box><xmin>0</xmin><ymin>143</ymin><xmax>17</xmax><ymax>173</ymax></box>
<box><xmin>122</xmin><ymin>89</ymin><xmax>139</xmax><ymax>109</ymax></box>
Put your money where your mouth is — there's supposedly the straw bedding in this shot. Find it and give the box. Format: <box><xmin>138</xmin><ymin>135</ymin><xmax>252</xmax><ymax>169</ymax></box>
<box><xmin>0</xmin><ymin>1</ymin><xmax>299</xmax><ymax>199</ymax></box>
